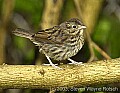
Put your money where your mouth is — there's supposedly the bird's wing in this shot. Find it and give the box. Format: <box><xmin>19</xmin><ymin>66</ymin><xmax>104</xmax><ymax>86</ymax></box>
<box><xmin>32</xmin><ymin>26</ymin><xmax>68</xmax><ymax>44</ymax></box>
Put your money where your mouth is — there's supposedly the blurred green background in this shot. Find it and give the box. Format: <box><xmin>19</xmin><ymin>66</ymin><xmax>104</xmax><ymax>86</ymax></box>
<box><xmin>0</xmin><ymin>0</ymin><xmax>120</xmax><ymax>93</ymax></box>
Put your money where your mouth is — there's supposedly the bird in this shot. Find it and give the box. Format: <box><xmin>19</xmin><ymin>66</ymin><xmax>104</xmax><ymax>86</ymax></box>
<box><xmin>12</xmin><ymin>18</ymin><xmax>86</xmax><ymax>69</ymax></box>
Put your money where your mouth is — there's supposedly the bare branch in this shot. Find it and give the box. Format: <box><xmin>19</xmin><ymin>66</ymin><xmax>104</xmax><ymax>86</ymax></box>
<box><xmin>85</xmin><ymin>29</ymin><xmax>95</xmax><ymax>62</ymax></box>
<box><xmin>0</xmin><ymin>0</ymin><xmax>15</xmax><ymax>64</ymax></box>
<box><xmin>40</xmin><ymin>0</ymin><xmax>64</xmax><ymax>29</ymax></box>
<box><xmin>0</xmin><ymin>58</ymin><xmax>120</xmax><ymax>89</ymax></box>
<box><xmin>74</xmin><ymin>0</ymin><xmax>110</xmax><ymax>62</ymax></box>
<box><xmin>92</xmin><ymin>42</ymin><xmax>111</xmax><ymax>59</ymax></box>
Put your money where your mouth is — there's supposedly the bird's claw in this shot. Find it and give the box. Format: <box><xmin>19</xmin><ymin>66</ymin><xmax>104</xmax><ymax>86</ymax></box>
<box><xmin>43</xmin><ymin>64</ymin><xmax>58</xmax><ymax>66</ymax></box>
<box><xmin>68</xmin><ymin>62</ymin><xmax>83</xmax><ymax>65</ymax></box>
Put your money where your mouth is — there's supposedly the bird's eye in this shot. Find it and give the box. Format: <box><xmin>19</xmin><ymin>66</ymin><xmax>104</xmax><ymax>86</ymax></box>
<box><xmin>72</xmin><ymin>25</ymin><xmax>77</xmax><ymax>28</ymax></box>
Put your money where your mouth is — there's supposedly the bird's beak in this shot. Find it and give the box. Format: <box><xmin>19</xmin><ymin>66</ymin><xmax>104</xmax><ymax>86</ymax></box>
<box><xmin>81</xmin><ymin>25</ymin><xmax>86</xmax><ymax>29</ymax></box>
<box><xmin>78</xmin><ymin>25</ymin><xmax>86</xmax><ymax>30</ymax></box>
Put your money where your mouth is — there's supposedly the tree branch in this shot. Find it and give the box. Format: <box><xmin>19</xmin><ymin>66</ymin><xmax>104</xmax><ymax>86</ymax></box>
<box><xmin>0</xmin><ymin>58</ymin><xmax>120</xmax><ymax>89</ymax></box>
<box><xmin>0</xmin><ymin>0</ymin><xmax>15</xmax><ymax>64</ymax></box>
<box><xmin>92</xmin><ymin>41</ymin><xmax>111</xmax><ymax>59</ymax></box>
<box><xmin>74</xmin><ymin>0</ymin><xmax>110</xmax><ymax>62</ymax></box>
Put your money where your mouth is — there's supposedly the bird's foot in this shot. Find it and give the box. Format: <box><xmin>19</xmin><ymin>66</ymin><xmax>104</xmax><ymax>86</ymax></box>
<box><xmin>68</xmin><ymin>58</ymin><xmax>84</xmax><ymax>65</ymax></box>
<box><xmin>43</xmin><ymin>64</ymin><xmax>62</xmax><ymax>69</ymax></box>
<box><xmin>43</xmin><ymin>64</ymin><xmax>58</xmax><ymax>66</ymax></box>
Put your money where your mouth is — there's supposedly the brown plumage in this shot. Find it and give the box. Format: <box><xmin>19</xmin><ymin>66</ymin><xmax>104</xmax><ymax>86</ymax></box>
<box><xmin>13</xmin><ymin>18</ymin><xmax>86</xmax><ymax>69</ymax></box>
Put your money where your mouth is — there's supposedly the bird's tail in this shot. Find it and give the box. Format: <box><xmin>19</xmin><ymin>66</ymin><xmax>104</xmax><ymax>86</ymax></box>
<box><xmin>12</xmin><ymin>28</ymin><xmax>34</xmax><ymax>39</ymax></box>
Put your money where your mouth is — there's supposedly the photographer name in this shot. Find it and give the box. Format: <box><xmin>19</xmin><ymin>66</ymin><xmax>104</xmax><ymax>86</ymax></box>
<box><xmin>86</xmin><ymin>86</ymin><xmax>118</xmax><ymax>92</ymax></box>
